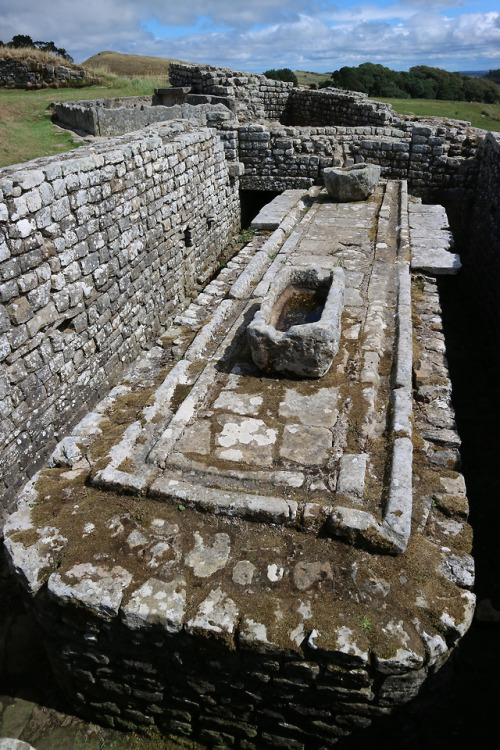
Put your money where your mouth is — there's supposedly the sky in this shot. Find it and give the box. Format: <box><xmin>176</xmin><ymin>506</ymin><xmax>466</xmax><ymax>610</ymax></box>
<box><xmin>0</xmin><ymin>0</ymin><xmax>499</xmax><ymax>73</ymax></box>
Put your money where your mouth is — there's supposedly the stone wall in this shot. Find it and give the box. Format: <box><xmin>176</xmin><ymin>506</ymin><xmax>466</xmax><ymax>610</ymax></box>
<box><xmin>285</xmin><ymin>87</ymin><xmax>396</xmax><ymax>128</ymax></box>
<box><xmin>0</xmin><ymin>57</ymin><xmax>97</xmax><ymax>89</ymax></box>
<box><xmin>0</xmin><ymin>122</ymin><xmax>240</xmax><ymax>510</ymax></box>
<box><xmin>27</xmin><ymin>583</ymin><xmax>437</xmax><ymax>745</ymax></box>
<box><xmin>465</xmin><ymin>132</ymin><xmax>500</xmax><ymax>331</ymax></box>
<box><xmin>166</xmin><ymin>64</ymin><xmax>483</xmax><ymax>197</ymax></box>
<box><xmin>238</xmin><ymin>121</ymin><xmax>481</xmax><ymax>195</ymax></box>
<box><xmin>169</xmin><ymin>63</ymin><xmax>293</xmax><ymax>122</ymax></box>
<box><xmin>54</xmin><ymin>97</ymin><xmax>238</xmax><ymax>138</ymax></box>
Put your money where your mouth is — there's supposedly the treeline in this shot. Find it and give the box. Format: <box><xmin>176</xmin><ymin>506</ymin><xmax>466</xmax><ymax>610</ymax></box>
<box><xmin>0</xmin><ymin>34</ymin><xmax>73</xmax><ymax>63</ymax></box>
<box><xmin>322</xmin><ymin>63</ymin><xmax>500</xmax><ymax>103</ymax></box>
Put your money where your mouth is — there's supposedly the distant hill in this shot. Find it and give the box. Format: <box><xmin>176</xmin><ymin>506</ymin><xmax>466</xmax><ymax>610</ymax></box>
<box><xmin>459</xmin><ymin>70</ymin><xmax>490</xmax><ymax>78</ymax></box>
<box><xmin>294</xmin><ymin>70</ymin><xmax>332</xmax><ymax>88</ymax></box>
<box><xmin>82</xmin><ymin>50</ymin><xmax>185</xmax><ymax>78</ymax></box>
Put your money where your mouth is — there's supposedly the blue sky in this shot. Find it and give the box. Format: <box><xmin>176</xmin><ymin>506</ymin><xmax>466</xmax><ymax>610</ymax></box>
<box><xmin>1</xmin><ymin>0</ymin><xmax>499</xmax><ymax>72</ymax></box>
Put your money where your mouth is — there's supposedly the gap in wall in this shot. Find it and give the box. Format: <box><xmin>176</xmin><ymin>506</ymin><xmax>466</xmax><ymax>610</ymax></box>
<box><xmin>239</xmin><ymin>189</ymin><xmax>280</xmax><ymax>228</ymax></box>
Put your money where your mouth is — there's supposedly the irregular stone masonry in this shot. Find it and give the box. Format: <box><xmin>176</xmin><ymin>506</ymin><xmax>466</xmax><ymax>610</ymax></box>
<box><xmin>0</xmin><ymin>57</ymin><xmax>97</xmax><ymax>89</ymax></box>
<box><xmin>466</xmin><ymin>133</ymin><xmax>500</xmax><ymax>335</ymax></box>
<box><xmin>54</xmin><ymin>93</ymin><xmax>483</xmax><ymax>197</ymax></box>
<box><xmin>167</xmin><ymin>63</ymin><xmax>483</xmax><ymax>195</ymax></box>
<box><xmin>237</xmin><ymin>121</ymin><xmax>480</xmax><ymax>194</ymax></box>
<box><xmin>169</xmin><ymin>62</ymin><xmax>294</xmax><ymax>122</ymax></box>
<box><xmin>3</xmin><ymin>185</ymin><xmax>474</xmax><ymax>747</ymax></box>
<box><xmin>3</xmin><ymin>59</ymin><xmax>499</xmax><ymax>749</ymax></box>
<box><xmin>0</xmin><ymin>121</ymin><xmax>240</xmax><ymax>510</ymax></box>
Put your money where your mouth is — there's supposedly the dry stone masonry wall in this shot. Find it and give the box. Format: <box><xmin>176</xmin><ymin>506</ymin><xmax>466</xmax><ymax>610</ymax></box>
<box><xmin>54</xmin><ymin>97</ymin><xmax>238</xmax><ymax>139</ymax></box>
<box><xmin>0</xmin><ymin>122</ymin><xmax>240</xmax><ymax>509</ymax></box>
<box><xmin>169</xmin><ymin>62</ymin><xmax>294</xmax><ymax>122</ymax></box>
<box><xmin>2</xmin><ymin>59</ymin><xmax>500</xmax><ymax>750</ymax></box>
<box><xmin>465</xmin><ymin>132</ymin><xmax>500</xmax><ymax>333</ymax></box>
<box><xmin>0</xmin><ymin>57</ymin><xmax>97</xmax><ymax>89</ymax></box>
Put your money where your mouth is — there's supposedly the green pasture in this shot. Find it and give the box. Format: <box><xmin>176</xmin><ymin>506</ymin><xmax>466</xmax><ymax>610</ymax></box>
<box><xmin>0</xmin><ymin>74</ymin><xmax>167</xmax><ymax>167</ymax></box>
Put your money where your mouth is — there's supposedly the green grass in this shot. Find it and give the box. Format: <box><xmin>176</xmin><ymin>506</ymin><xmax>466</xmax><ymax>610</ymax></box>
<box><xmin>375</xmin><ymin>97</ymin><xmax>500</xmax><ymax>132</ymax></box>
<box><xmin>0</xmin><ymin>74</ymin><xmax>169</xmax><ymax>168</ymax></box>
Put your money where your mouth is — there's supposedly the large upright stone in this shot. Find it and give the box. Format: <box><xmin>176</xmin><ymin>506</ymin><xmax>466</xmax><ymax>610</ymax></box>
<box><xmin>323</xmin><ymin>163</ymin><xmax>381</xmax><ymax>201</ymax></box>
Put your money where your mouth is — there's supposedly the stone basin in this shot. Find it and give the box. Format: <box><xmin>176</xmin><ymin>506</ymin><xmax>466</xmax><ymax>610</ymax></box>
<box><xmin>247</xmin><ymin>265</ymin><xmax>345</xmax><ymax>377</ymax></box>
<box><xmin>323</xmin><ymin>163</ymin><xmax>381</xmax><ymax>201</ymax></box>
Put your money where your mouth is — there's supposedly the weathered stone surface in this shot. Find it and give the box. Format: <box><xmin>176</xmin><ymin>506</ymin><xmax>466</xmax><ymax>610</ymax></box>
<box><xmin>0</xmin><ymin>740</ymin><xmax>36</xmax><ymax>750</ymax></box>
<box><xmin>0</xmin><ymin>81</ymin><xmax>480</xmax><ymax>747</ymax></box>
<box><xmin>0</xmin><ymin>121</ymin><xmax>241</xmax><ymax>505</ymax></box>
<box><xmin>185</xmin><ymin>532</ymin><xmax>231</xmax><ymax>578</ymax></box>
<box><xmin>323</xmin><ymin>164</ymin><xmax>381</xmax><ymax>201</ymax></box>
<box><xmin>121</xmin><ymin>576</ymin><xmax>187</xmax><ymax>631</ymax></box>
<box><xmin>48</xmin><ymin>563</ymin><xmax>132</xmax><ymax>620</ymax></box>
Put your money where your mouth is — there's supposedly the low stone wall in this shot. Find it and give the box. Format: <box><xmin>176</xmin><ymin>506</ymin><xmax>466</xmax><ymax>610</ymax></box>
<box><xmin>0</xmin><ymin>57</ymin><xmax>97</xmax><ymax>89</ymax></box>
<box><xmin>0</xmin><ymin>122</ymin><xmax>240</xmax><ymax>511</ymax></box>
<box><xmin>285</xmin><ymin>87</ymin><xmax>396</xmax><ymax>128</ymax></box>
<box><xmin>54</xmin><ymin>97</ymin><xmax>237</xmax><ymax>138</ymax></box>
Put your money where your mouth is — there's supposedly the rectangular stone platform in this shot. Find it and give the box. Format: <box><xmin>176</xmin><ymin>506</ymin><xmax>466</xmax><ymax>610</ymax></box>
<box><xmin>81</xmin><ymin>182</ymin><xmax>415</xmax><ymax>554</ymax></box>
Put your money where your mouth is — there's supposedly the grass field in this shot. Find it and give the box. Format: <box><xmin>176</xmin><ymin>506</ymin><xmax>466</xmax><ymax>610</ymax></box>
<box><xmin>375</xmin><ymin>97</ymin><xmax>500</xmax><ymax>131</ymax></box>
<box><xmin>0</xmin><ymin>74</ymin><xmax>168</xmax><ymax>168</ymax></box>
<box><xmin>294</xmin><ymin>70</ymin><xmax>332</xmax><ymax>88</ymax></box>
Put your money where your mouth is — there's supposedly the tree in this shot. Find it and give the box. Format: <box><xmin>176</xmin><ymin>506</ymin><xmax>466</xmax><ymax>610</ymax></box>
<box><xmin>1</xmin><ymin>35</ymin><xmax>73</xmax><ymax>62</ymax></box>
<box><xmin>484</xmin><ymin>69</ymin><xmax>500</xmax><ymax>85</ymax></box>
<box><xmin>327</xmin><ymin>62</ymin><xmax>500</xmax><ymax>103</ymax></box>
<box><xmin>263</xmin><ymin>68</ymin><xmax>298</xmax><ymax>86</ymax></box>
<box><xmin>9</xmin><ymin>34</ymin><xmax>34</xmax><ymax>48</ymax></box>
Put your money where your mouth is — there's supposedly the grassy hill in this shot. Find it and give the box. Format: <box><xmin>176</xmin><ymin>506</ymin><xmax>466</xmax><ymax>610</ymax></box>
<box><xmin>82</xmin><ymin>50</ymin><xmax>183</xmax><ymax>80</ymax></box>
<box><xmin>294</xmin><ymin>70</ymin><xmax>332</xmax><ymax>88</ymax></box>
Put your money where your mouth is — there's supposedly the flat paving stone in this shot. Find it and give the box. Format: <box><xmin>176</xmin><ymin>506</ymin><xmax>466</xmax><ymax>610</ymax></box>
<box><xmin>280</xmin><ymin>424</ymin><xmax>332</xmax><ymax>465</ymax></box>
<box><xmin>278</xmin><ymin>387</ymin><xmax>339</xmax><ymax>428</ymax></box>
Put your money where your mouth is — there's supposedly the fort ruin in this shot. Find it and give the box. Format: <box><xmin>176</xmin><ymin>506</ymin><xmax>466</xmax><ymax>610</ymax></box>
<box><xmin>1</xmin><ymin>63</ymin><xmax>499</xmax><ymax>748</ymax></box>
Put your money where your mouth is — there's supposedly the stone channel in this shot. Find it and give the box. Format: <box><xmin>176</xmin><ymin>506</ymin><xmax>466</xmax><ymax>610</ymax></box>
<box><xmin>2</xmin><ymin>183</ymin><xmax>473</xmax><ymax>748</ymax></box>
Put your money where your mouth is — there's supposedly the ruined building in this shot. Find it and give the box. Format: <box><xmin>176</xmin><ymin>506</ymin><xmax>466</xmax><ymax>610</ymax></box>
<box><xmin>1</xmin><ymin>64</ymin><xmax>499</xmax><ymax>748</ymax></box>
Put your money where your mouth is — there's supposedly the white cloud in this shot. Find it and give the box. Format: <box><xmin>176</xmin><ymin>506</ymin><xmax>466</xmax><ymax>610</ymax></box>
<box><xmin>0</xmin><ymin>0</ymin><xmax>499</xmax><ymax>71</ymax></box>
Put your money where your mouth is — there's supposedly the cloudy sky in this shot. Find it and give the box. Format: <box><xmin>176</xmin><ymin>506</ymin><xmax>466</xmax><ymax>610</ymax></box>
<box><xmin>1</xmin><ymin>0</ymin><xmax>499</xmax><ymax>73</ymax></box>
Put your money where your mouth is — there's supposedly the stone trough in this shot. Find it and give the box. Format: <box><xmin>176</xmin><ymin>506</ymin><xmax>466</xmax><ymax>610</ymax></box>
<box><xmin>247</xmin><ymin>265</ymin><xmax>345</xmax><ymax>378</ymax></box>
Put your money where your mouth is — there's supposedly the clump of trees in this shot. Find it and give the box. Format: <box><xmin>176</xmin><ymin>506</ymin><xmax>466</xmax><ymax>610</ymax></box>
<box><xmin>320</xmin><ymin>62</ymin><xmax>500</xmax><ymax>103</ymax></box>
<box><xmin>263</xmin><ymin>68</ymin><xmax>298</xmax><ymax>86</ymax></box>
<box><xmin>0</xmin><ymin>34</ymin><xmax>73</xmax><ymax>63</ymax></box>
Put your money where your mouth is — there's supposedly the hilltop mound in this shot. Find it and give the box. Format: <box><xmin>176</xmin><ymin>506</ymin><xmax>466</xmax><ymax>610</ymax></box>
<box><xmin>82</xmin><ymin>50</ymin><xmax>186</xmax><ymax>77</ymax></box>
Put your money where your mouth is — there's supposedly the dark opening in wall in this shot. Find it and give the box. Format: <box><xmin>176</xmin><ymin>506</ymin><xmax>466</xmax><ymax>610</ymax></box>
<box><xmin>240</xmin><ymin>189</ymin><xmax>280</xmax><ymax>228</ymax></box>
<box><xmin>184</xmin><ymin>227</ymin><xmax>193</xmax><ymax>247</ymax></box>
